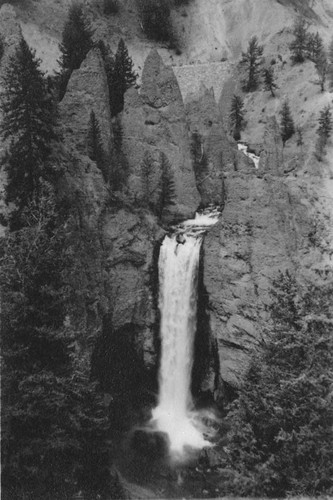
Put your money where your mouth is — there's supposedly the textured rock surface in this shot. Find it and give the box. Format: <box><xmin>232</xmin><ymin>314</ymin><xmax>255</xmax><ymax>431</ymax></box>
<box><xmin>203</xmin><ymin>119</ymin><xmax>296</xmax><ymax>387</ymax></box>
<box><xmin>59</xmin><ymin>47</ymin><xmax>113</xmax><ymax>159</ymax></box>
<box><xmin>122</xmin><ymin>49</ymin><xmax>200</xmax><ymax>221</ymax></box>
<box><xmin>102</xmin><ymin>209</ymin><xmax>164</xmax><ymax>369</ymax></box>
<box><xmin>186</xmin><ymin>85</ymin><xmax>235</xmax><ymax>206</ymax></box>
<box><xmin>58</xmin><ymin>48</ymin><xmax>113</xmax><ymax>226</ymax></box>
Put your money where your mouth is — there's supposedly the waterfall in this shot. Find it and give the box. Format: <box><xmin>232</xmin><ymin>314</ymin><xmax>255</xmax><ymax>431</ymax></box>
<box><xmin>151</xmin><ymin>232</ymin><xmax>210</xmax><ymax>455</ymax></box>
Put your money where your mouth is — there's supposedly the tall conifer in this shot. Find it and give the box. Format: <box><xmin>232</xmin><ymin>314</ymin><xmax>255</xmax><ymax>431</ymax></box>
<box><xmin>229</xmin><ymin>94</ymin><xmax>245</xmax><ymax>140</ymax></box>
<box><xmin>289</xmin><ymin>18</ymin><xmax>309</xmax><ymax>63</ymax></box>
<box><xmin>0</xmin><ymin>38</ymin><xmax>57</xmax><ymax>222</ymax></box>
<box><xmin>109</xmin><ymin>38</ymin><xmax>137</xmax><ymax>117</ymax></box>
<box><xmin>87</xmin><ymin>110</ymin><xmax>108</xmax><ymax>182</ymax></box>
<box><xmin>241</xmin><ymin>36</ymin><xmax>264</xmax><ymax>91</ymax></box>
<box><xmin>279</xmin><ymin>101</ymin><xmax>295</xmax><ymax>146</ymax></box>
<box><xmin>58</xmin><ymin>2</ymin><xmax>94</xmax><ymax>97</ymax></box>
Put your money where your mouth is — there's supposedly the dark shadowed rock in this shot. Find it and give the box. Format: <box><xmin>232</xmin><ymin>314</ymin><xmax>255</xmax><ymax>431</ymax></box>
<box><xmin>102</xmin><ymin>209</ymin><xmax>164</xmax><ymax>369</ymax></box>
<box><xmin>122</xmin><ymin>49</ymin><xmax>200</xmax><ymax>222</ymax></box>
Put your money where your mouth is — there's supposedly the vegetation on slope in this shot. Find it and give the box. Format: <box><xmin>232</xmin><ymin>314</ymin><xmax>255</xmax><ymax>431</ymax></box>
<box><xmin>219</xmin><ymin>273</ymin><xmax>333</xmax><ymax>497</ymax></box>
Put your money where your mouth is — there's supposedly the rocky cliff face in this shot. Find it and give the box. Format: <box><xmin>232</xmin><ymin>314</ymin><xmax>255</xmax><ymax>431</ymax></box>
<box><xmin>202</xmin><ymin>118</ymin><xmax>296</xmax><ymax>388</ymax></box>
<box><xmin>185</xmin><ymin>86</ymin><xmax>234</xmax><ymax>207</ymax></box>
<box><xmin>122</xmin><ymin>49</ymin><xmax>200</xmax><ymax>221</ymax></box>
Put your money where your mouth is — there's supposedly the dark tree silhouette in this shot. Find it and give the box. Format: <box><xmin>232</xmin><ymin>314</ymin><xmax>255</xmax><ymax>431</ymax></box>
<box><xmin>306</xmin><ymin>32</ymin><xmax>324</xmax><ymax>62</ymax></box>
<box><xmin>190</xmin><ymin>131</ymin><xmax>209</xmax><ymax>183</ymax></box>
<box><xmin>109</xmin><ymin>38</ymin><xmax>137</xmax><ymax>117</ymax></box>
<box><xmin>289</xmin><ymin>18</ymin><xmax>309</xmax><ymax>63</ymax></box>
<box><xmin>0</xmin><ymin>38</ymin><xmax>57</xmax><ymax>225</ymax></box>
<box><xmin>103</xmin><ymin>0</ymin><xmax>119</xmax><ymax>14</ymax></box>
<box><xmin>58</xmin><ymin>2</ymin><xmax>94</xmax><ymax>97</ymax></box>
<box><xmin>157</xmin><ymin>151</ymin><xmax>176</xmax><ymax>218</ymax></box>
<box><xmin>279</xmin><ymin>101</ymin><xmax>295</xmax><ymax>146</ymax></box>
<box><xmin>0</xmin><ymin>35</ymin><xmax>4</xmax><ymax>62</ymax></box>
<box><xmin>241</xmin><ymin>36</ymin><xmax>264</xmax><ymax>91</ymax></box>
<box><xmin>315</xmin><ymin>106</ymin><xmax>332</xmax><ymax>161</ymax></box>
<box><xmin>87</xmin><ymin>110</ymin><xmax>109</xmax><ymax>182</ymax></box>
<box><xmin>0</xmin><ymin>191</ymin><xmax>113</xmax><ymax>500</ymax></box>
<box><xmin>140</xmin><ymin>150</ymin><xmax>155</xmax><ymax>207</ymax></box>
<box><xmin>136</xmin><ymin>0</ymin><xmax>172</xmax><ymax>42</ymax></box>
<box><xmin>263</xmin><ymin>66</ymin><xmax>278</xmax><ymax>97</ymax></box>
<box><xmin>229</xmin><ymin>94</ymin><xmax>245</xmax><ymax>140</ymax></box>
<box><xmin>317</xmin><ymin>106</ymin><xmax>332</xmax><ymax>139</ymax></box>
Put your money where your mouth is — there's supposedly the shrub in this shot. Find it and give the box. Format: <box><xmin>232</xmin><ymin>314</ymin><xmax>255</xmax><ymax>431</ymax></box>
<box><xmin>103</xmin><ymin>0</ymin><xmax>119</xmax><ymax>14</ymax></box>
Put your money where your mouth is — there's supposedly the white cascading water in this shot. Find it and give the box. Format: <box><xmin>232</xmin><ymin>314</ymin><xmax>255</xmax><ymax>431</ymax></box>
<box><xmin>151</xmin><ymin>213</ymin><xmax>219</xmax><ymax>456</ymax></box>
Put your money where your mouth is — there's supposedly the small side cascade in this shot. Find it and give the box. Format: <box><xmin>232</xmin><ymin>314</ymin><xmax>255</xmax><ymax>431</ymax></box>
<box><xmin>238</xmin><ymin>142</ymin><xmax>260</xmax><ymax>169</ymax></box>
<box><xmin>151</xmin><ymin>207</ymin><xmax>220</xmax><ymax>458</ymax></box>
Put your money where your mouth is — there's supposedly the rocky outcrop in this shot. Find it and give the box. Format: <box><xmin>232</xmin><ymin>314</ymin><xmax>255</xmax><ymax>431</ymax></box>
<box><xmin>122</xmin><ymin>49</ymin><xmax>200</xmax><ymax>221</ymax></box>
<box><xmin>59</xmin><ymin>47</ymin><xmax>113</xmax><ymax>159</ymax></box>
<box><xmin>102</xmin><ymin>209</ymin><xmax>164</xmax><ymax>370</ymax></box>
<box><xmin>58</xmin><ymin>47</ymin><xmax>112</xmax><ymax>226</ymax></box>
<box><xmin>203</xmin><ymin>119</ymin><xmax>296</xmax><ymax>388</ymax></box>
<box><xmin>185</xmin><ymin>85</ymin><xmax>235</xmax><ymax>206</ymax></box>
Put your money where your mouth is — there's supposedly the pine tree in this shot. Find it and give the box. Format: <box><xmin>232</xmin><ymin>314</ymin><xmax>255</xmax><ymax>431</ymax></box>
<box><xmin>229</xmin><ymin>94</ymin><xmax>245</xmax><ymax>140</ymax></box>
<box><xmin>109</xmin><ymin>38</ymin><xmax>137</xmax><ymax>117</ymax></box>
<box><xmin>157</xmin><ymin>151</ymin><xmax>176</xmax><ymax>218</ymax></box>
<box><xmin>315</xmin><ymin>106</ymin><xmax>332</xmax><ymax>161</ymax></box>
<box><xmin>241</xmin><ymin>36</ymin><xmax>264</xmax><ymax>91</ymax></box>
<box><xmin>263</xmin><ymin>66</ymin><xmax>278</xmax><ymax>97</ymax></box>
<box><xmin>0</xmin><ymin>188</ymin><xmax>113</xmax><ymax>500</ymax></box>
<box><xmin>279</xmin><ymin>101</ymin><xmax>295</xmax><ymax>146</ymax></box>
<box><xmin>87</xmin><ymin>110</ymin><xmax>108</xmax><ymax>182</ymax></box>
<box><xmin>289</xmin><ymin>18</ymin><xmax>309</xmax><ymax>63</ymax></box>
<box><xmin>220</xmin><ymin>273</ymin><xmax>333</xmax><ymax>497</ymax></box>
<box><xmin>317</xmin><ymin>106</ymin><xmax>332</xmax><ymax>140</ymax></box>
<box><xmin>306</xmin><ymin>32</ymin><xmax>324</xmax><ymax>62</ymax></box>
<box><xmin>0</xmin><ymin>38</ymin><xmax>57</xmax><ymax>225</ymax></box>
<box><xmin>140</xmin><ymin>150</ymin><xmax>155</xmax><ymax>207</ymax></box>
<box><xmin>58</xmin><ymin>2</ymin><xmax>94</xmax><ymax>97</ymax></box>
